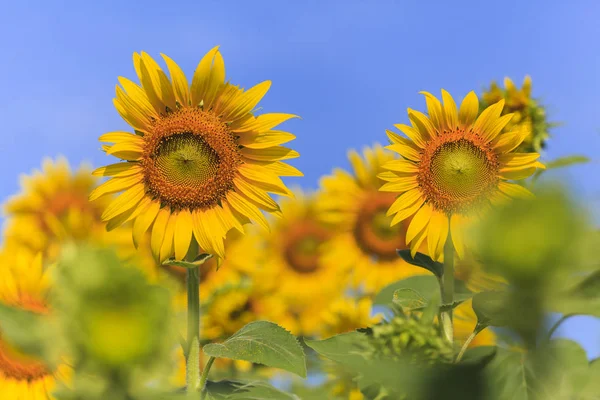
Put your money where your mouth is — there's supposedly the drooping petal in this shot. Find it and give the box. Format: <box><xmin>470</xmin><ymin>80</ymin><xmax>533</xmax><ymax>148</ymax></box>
<box><xmin>174</xmin><ymin>210</ymin><xmax>193</xmax><ymax>260</ymax></box>
<box><xmin>226</xmin><ymin>191</ymin><xmax>270</xmax><ymax>231</ymax></box>
<box><xmin>133</xmin><ymin>201</ymin><xmax>160</xmax><ymax>247</ymax></box>
<box><xmin>101</xmin><ymin>183</ymin><xmax>146</xmax><ymax>221</ymax></box>
<box><xmin>234</xmin><ymin>177</ymin><xmax>280</xmax><ymax>212</ymax></box>
<box><xmin>150</xmin><ymin>207</ymin><xmax>171</xmax><ymax>260</ymax></box>
<box><xmin>450</xmin><ymin>214</ymin><xmax>466</xmax><ymax>260</ymax></box>
<box><xmin>406</xmin><ymin>203</ymin><xmax>433</xmax><ymax>244</ymax></box>
<box><xmin>159</xmin><ymin>213</ymin><xmax>177</xmax><ymax>262</ymax></box>
<box><xmin>390</xmin><ymin>196</ymin><xmax>425</xmax><ymax>227</ymax></box>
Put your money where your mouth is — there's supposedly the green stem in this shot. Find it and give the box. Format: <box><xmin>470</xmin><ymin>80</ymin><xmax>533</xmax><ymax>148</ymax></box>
<box><xmin>440</xmin><ymin>218</ymin><xmax>454</xmax><ymax>344</ymax></box>
<box><xmin>199</xmin><ymin>356</ymin><xmax>216</xmax><ymax>399</ymax></box>
<box><xmin>186</xmin><ymin>267</ymin><xmax>200</xmax><ymax>391</ymax></box>
<box><xmin>455</xmin><ymin>323</ymin><xmax>485</xmax><ymax>363</ymax></box>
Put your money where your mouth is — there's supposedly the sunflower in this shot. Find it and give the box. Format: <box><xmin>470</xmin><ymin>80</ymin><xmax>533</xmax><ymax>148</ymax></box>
<box><xmin>380</xmin><ymin>90</ymin><xmax>545</xmax><ymax>261</ymax></box>
<box><xmin>92</xmin><ymin>47</ymin><xmax>301</xmax><ymax>263</ymax></box>
<box><xmin>481</xmin><ymin>76</ymin><xmax>551</xmax><ymax>153</ymax></box>
<box><xmin>307</xmin><ymin>297</ymin><xmax>381</xmax><ymax>339</ymax></box>
<box><xmin>318</xmin><ymin>145</ymin><xmax>428</xmax><ymax>293</ymax></box>
<box><xmin>454</xmin><ymin>300</ymin><xmax>496</xmax><ymax>348</ymax></box>
<box><xmin>2</xmin><ymin>158</ymin><xmax>159</xmax><ymax>281</ymax></box>
<box><xmin>0</xmin><ymin>248</ymin><xmax>69</xmax><ymax>400</ymax></box>
<box><xmin>3</xmin><ymin>158</ymin><xmax>109</xmax><ymax>260</ymax></box>
<box><xmin>260</xmin><ymin>190</ymin><xmax>347</xmax><ymax>309</ymax></box>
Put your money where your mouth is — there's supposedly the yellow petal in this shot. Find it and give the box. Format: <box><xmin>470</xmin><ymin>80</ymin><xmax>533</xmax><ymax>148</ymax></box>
<box><xmin>450</xmin><ymin>214</ymin><xmax>466</xmax><ymax>260</ymax></box>
<box><xmin>190</xmin><ymin>46</ymin><xmax>225</xmax><ymax>108</ymax></box>
<box><xmin>482</xmin><ymin>113</ymin><xmax>513</xmax><ymax>142</ymax></box>
<box><xmin>441</xmin><ymin>89</ymin><xmax>458</xmax><ymax>130</ymax></box>
<box><xmin>234</xmin><ymin>178</ymin><xmax>280</xmax><ymax>212</ymax></box>
<box><xmin>458</xmin><ymin>91</ymin><xmax>479</xmax><ymax>127</ymax></box>
<box><xmin>238</xmin><ymin>130</ymin><xmax>297</xmax><ymax>149</ymax></box>
<box><xmin>220</xmin><ymin>202</ymin><xmax>246</xmax><ymax>233</ymax></box>
<box><xmin>159</xmin><ymin>213</ymin><xmax>177</xmax><ymax>262</ymax></box>
<box><xmin>473</xmin><ymin>100</ymin><xmax>504</xmax><ymax>141</ymax></box>
<box><xmin>161</xmin><ymin>53</ymin><xmax>190</xmax><ymax>107</ymax></box>
<box><xmin>99</xmin><ymin>131</ymin><xmax>144</xmax><ymax>144</ymax></box>
<box><xmin>134</xmin><ymin>53</ymin><xmax>165</xmax><ymax>114</ymax></box>
<box><xmin>427</xmin><ymin>211</ymin><xmax>449</xmax><ymax>262</ymax></box>
<box><xmin>406</xmin><ymin>203</ymin><xmax>433</xmax><ymax>244</ymax></box>
<box><xmin>151</xmin><ymin>207</ymin><xmax>171</xmax><ymax>261</ymax></box>
<box><xmin>231</xmin><ymin>113</ymin><xmax>299</xmax><ymax>133</ymax></box>
<box><xmin>498</xmin><ymin>182</ymin><xmax>534</xmax><ymax>199</ymax></box>
<box><xmin>393</xmin><ymin>124</ymin><xmax>427</xmax><ymax>149</ymax></box>
<box><xmin>226</xmin><ymin>191</ymin><xmax>270</xmax><ymax>231</ymax></box>
<box><xmin>105</xmin><ymin>142</ymin><xmax>144</xmax><ymax>161</ymax></box>
<box><xmin>101</xmin><ymin>183</ymin><xmax>146</xmax><ymax>221</ymax></box>
<box><xmin>408</xmin><ymin>109</ymin><xmax>437</xmax><ymax>138</ymax></box>
<box><xmin>241</xmin><ymin>146</ymin><xmax>299</xmax><ymax>161</ymax></box>
<box><xmin>390</xmin><ymin>196</ymin><xmax>425</xmax><ymax>227</ymax></box>
<box><xmin>499</xmin><ymin>153</ymin><xmax>541</xmax><ymax>167</ymax></box>
<box><xmin>419</xmin><ymin>91</ymin><xmax>444</xmax><ymax>131</ymax></box>
<box><xmin>499</xmin><ymin>166</ymin><xmax>538</xmax><ymax>180</ymax></box>
<box><xmin>492</xmin><ymin>125</ymin><xmax>530</xmax><ymax>153</ymax></box>
<box><xmin>133</xmin><ymin>201</ymin><xmax>160</xmax><ymax>247</ymax></box>
<box><xmin>386</xmin><ymin>189</ymin><xmax>423</xmax><ymax>216</ymax></box>
<box><xmin>89</xmin><ymin>174</ymin><xmax>141</xmax><ymax>201</ymax></box>
<box><xmin>382</xmin><ymin>159</ymin><xmax>419</xmax><ymax>173</ymax></box>
<box><xmin>237</xmin><ymin>164</ymin><xmax>294</xmax><ymax>197</ymax></box>
<box><xmin>174</xmin><ymin>210</ymin><xmax>193</xmax><ymax>260</ymax></box>
<box><xmin>386</xmin><ymin>143</ymin><xmax>421</xmax><ymax>162</ymax></box>
<box><xmin>93</xmin><ymin>162</ymin><xmax>141</xmax><ymax>177</ymax></box>
<box><xmin>118</xmin><ymin>76</ymin><xmax>159</xmax><ymax>120</ymax></box>
<box><xmin>140</xmin><ymin>52</ymin><xmax>177</xmax><ymax>111</ymax></box>
<box><xmin>247</xmin><ymin>160</ymin><xmax>303</xmax><ymax>177</ymax></box>
<box><xmin>410</xmin><ymin>224</ymin><xmax>429</xmax><ymax>258</ymax></box>
<box><xmin>220</xmin><ymin>81</ymin><xmax>271</xmax><ymax>123</ymax></box>
<box><xmin>191</xmin><ymin>210</ymin><xmax>212</xmax><ymax>253</ymax></box>
<box><xmin>380</xmin><ymin>177</ymin><xmax>419</xmax><ymax>193</ymax></box>
<box><xmin>199</xmin><ymin>209</ymin><xmax>225</xmax><ymax>258</ymax></box>
<box><xmin>114</xmin><ymin>88</ymin><xmax>153</xmax><ymax>133</ymax></box>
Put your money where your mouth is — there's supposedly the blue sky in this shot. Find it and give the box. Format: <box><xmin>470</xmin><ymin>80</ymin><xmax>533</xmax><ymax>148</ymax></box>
<box><xmin>1</xmin><ymin>0</ymin><xmax>599</xmax><ymax>357</ymax></box>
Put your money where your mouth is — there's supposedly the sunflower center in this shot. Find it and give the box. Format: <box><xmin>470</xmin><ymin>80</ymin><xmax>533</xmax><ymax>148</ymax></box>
<box><xmin>283</xmin><ymin>221</ymin><xmax>330</xmax><ymax>274</ymax></box>
<box><xmin>143</xmin><ymin>108</ymin><xmax>242</xmax><ymax>211</ymax></box>
<box><xmin>0</xmin><ymin>303</ymin><xmax>50</xmax><ymax>381</ymax></box>
<box><xmin>419</xmin><ymin>134</ymin><xmax>499</xmax><ymax>214</ymax></box>
<box><xmin>354</xmin><ymin>193</ymin><xmax>407</xmax><ymax>261</ymax></box>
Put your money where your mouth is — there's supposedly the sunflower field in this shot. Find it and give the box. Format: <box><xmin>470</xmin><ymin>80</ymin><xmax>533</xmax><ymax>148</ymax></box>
<box><xmin>1</xmin><ymin>2</ymin><xmax>599</xmax><ymax>400</ymax></box>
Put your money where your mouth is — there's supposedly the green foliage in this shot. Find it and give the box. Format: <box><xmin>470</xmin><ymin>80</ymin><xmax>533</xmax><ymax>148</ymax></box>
<box><xmin>397</xmin><ymin>249</ymin><xmax>443</xmax><ymax>278</ymax></box>
<box><xmin>203</xmin><ymin>321</ymin><xmax>307</xmax><ymax>378</ymax></box>
<box><xmin>531</xmin><ymin>155</ymin><xmax>590</xmax><ymax>182</ymax></box>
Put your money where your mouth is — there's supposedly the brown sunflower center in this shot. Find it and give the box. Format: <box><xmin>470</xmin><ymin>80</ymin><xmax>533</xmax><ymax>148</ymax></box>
<box><xmin>0</xmin><ymin>302</ymin><xmax>50</xmax><ymax>381</ymax></box>
<box><xmin>354</xmin><ymin>192</ymin><xmax>408</xmax><ymax>261</ymax></box>
<box><xmin>143</xmin><ymin>108</ymin><xmax>242</xmax><ymax>211</ymax></box>
<box><xmin>418</xmin><ymin>131</ymin><xmax>499</xmax><ymax>214</ymax></box>
<box><xmin>283</xmin><ymin>221</ymin><xmax>330</xmax><ymax>274</ymax></box>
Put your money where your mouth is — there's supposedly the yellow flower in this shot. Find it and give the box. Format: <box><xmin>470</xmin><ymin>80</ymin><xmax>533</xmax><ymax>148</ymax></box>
<box><xmin>306</xmin><ymin>297</ymin><xmax>381</xmax><ymax>339</ymax></box>
<box><xmin>260</xmin><ymin>190</ymin><xmax>348</xmax><ymax>309</ymax></box>
<box><xmin>0</xmin><ymin>248</ymin><xmax>69</xmax><ymax>400</ymax></box>
<box><xmin>318</xmin><ymin>145</ymin><xmax>427</xmax><ymax>293</ymax></box>
<box><xmin>380</xmin><ymin>90</ymin><xmax>544</xmax><ymax>261</ymax></box>
<box><xmin>454</xmin><ymin>300</ymin><xmax>496</xmax><ymax>348</ymax></box>
<box><xmin>92</xmin><ymin>47</ymin><xmax>301</xmax><ymax>263</ymax></box>
<box><xmin>481</xmin><ymin>76</ymin><xmax>550</xmax><ymax>153</ymax></box>
<box><xmin>2</xmin><ymin>158</ymin><xmax>159</xmax><ymax>281</ymax></box>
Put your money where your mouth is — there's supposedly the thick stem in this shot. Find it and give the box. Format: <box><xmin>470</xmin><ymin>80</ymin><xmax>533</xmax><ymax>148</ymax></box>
<box><xmin>199</xmin><ymin>356</ymin><xmax>216</xmax><ymax>400</ymax></box>
<box><xmin>440</xmin><ymin>219</ymin><xmax>454</xmax><ymax>344</ymax></box>
<box><xmin>455</xmin><ymin>323</ymin><xmax>485</xmax><ymax>363</ymax></box>
<box><xmin>186</xmin><ymin>267</ymin><xmax>200</xmax><ymax>391</ymax></box>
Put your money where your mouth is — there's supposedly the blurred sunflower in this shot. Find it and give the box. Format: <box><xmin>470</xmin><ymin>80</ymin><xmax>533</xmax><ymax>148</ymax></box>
<box><xmin>92</xmin><ymin>46</ymin><xmax>301</xmax><ymax>263</ymax></box>
<box><xmin>307</xmin><ymin>297</ymin><xmax>381</xmax><ymax>339</ymax></box>
<box><xmin>318</xmin><ymin>145</ymin><xmax>427</xmax><ymax>293</ymax></box>
<box><xmin>481</xmin><ymin>76</ymin><xmax>551</xmax><ymax>153</ymax></box>
<box><xmin>380</xmin><ymin>90</ymin><xmax>544</xmax><ymax>261</ymax></box>
<box><xmin>0</xmin><ymin>249</ymin><xmax>70</xmax><ymax>400</ymax></box>
<box><xmin>454</xmin><ymin>300</ymin><xmax>496</xmax><ymax>348</ymax></box>
<box><xmin>2</xmin><ymin>158</ymin><xmax>159</xmax><ymax>281</ymax></box>
<box><xmin>260</xmin><ymin>191</ymin><xmax>347</xmax><ymax>310</ymax></box>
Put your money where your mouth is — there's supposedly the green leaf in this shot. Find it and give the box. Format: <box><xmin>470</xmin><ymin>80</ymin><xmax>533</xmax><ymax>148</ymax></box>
<box><xmin>458</xmin><ymin>346</ymin><xmax>497</xmax><ymax>367</ymax></box>
<box><xmin>397</xmin><ymin>250</ymin><xmax>443</xmax><ymax>278</ymax></box>
<box><xmin>471</xmin><ymin>291</ymin><xmax>509</xmax><ymax>327</ymax></box>
<box><xmin>551</xmin><ymin>271</ymin><xmax>600</xmax><ymax>317</ymax></box>
<box><xmin>162</xmin><ymin>253</ymin><xmax>213</xmax><ymax>269</ymax></box>
<box><xmin>202</xmin><ymin>321</ymin><xmax>306</xmax><ymax>378</ymax></box>
<box><xmin>393</xmin><ymin>288</ymin><xmax>428</xmax><ymax>311</ymax></box>
<box><xmin>201</xmin><ymin>380</ymin><xmax>298</xmax><ymax>400</ymax></box>
<box><xmin>304</xmin><ymin>331</ymin><xmax>367</xmax><ymax>365</ymax></box>
<box><xmin>532</xmin><ymin>155</ymin><xmax>590</xmax><ymax>182</ymax></box>
<box><xmin>375</xmin><ymin>275</ymin><xmax>474</xmax><ymax>310</ymax></box>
